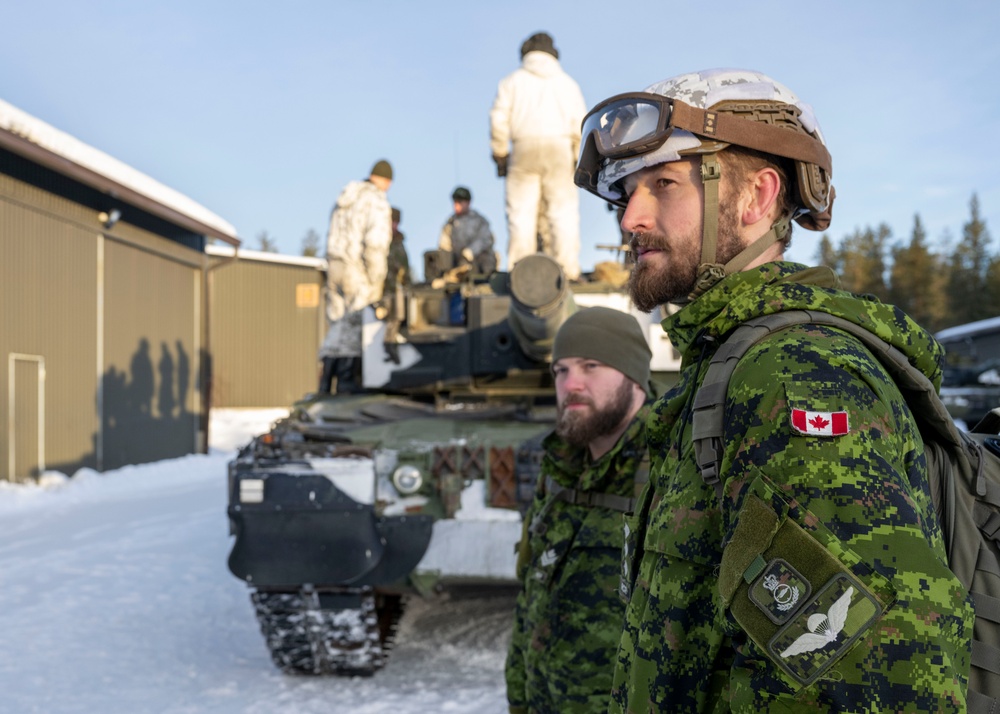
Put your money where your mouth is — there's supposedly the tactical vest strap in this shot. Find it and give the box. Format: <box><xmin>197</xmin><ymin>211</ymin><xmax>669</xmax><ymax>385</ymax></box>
<box><xmin>971</xmin><ymin>638</ymin><xmax>1000</xmax><ymax>675</ymax></box>
<box><xmin>543</xmin><ymin>475</ymin><xmax>637</xmax><ymax>513</ymax></box>
<box><xmin>972</xmin><ymin>592</ymin><xmax>1000</xmax><ymax>625</ymax></box>
<box><xmin>967</xmin><ymin>688</ymin><xmax>999</xmax><ymax>714</ymax></box>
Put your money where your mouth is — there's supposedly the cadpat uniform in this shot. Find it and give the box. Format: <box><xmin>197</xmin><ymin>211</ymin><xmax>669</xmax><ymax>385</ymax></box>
<box><xmin>611</xmin><ymin>262</ymin><xmax>972</xmax><ymax>712</ymax></box>
<box><xmin>506</xmin><ymin>405</ymin><xmax>650</xmax><ymax>713</ymax></box>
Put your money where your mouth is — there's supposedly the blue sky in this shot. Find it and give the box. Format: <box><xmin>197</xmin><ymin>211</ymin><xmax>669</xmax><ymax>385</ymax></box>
<box><xmin>3</xmin><ymin>0</ymin><xmax>999</xmax><ymax>277</ymax></box>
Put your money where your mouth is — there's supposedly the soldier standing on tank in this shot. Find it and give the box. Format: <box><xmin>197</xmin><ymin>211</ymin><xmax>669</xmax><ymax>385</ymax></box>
<box><xmin>574</xmin><ymin>68</ymin><xmax>973</xmax><ymax>711</ymax></box>
<box><xmin>490</xmin><ymin>31</ymin><xmax>586</xmax><ymax>280</ymax></box>
<box><xmin>438</xmin><ymin>186</ymin><xmax>497</xmax><ymax>275</ymax></box>
<box><xmin>318</xmin><ymin>159</ymin><xmax>393</xmax><ymax>395</ymax></box>
<box><xmin>505</xmin><ymin>306</ymin><xmax>652</xmax><ymax>714</ymax></box>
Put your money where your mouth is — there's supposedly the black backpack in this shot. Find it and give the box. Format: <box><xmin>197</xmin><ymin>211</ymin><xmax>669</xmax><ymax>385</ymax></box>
<box><xmin>691</xmin><ymin>309</ymin><xmax>1000</xmax><ymax>713</ymax></box>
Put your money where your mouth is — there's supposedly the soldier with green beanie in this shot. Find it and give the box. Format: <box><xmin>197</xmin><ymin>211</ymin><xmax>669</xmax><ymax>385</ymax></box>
<box><xmin>575</xmin><ymin>68</ymin><xmax>972</xmax><ymax>711</ymax></box>
<box><xmin>318</xmin><ymin>158</ymin><xmax>393</xmax><ymax>394</ymax></box>
<box><xmin>505</xmin><ymin>306</ymin><xmax>653</xmax><ymax>714</ymax></box>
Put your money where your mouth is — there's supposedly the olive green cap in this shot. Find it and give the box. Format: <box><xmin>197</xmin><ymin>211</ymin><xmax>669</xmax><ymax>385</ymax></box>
<box><xmin>452</xmin><ymin>186</ymin><xmax>472</xmax><ymax>202</ymax></box>
<box><xmin>370</xmin><ymin>159</ymin><xmax>393</xmax><ymax>180</ymax></box>
<box><xmin>552</xmin><ymin>306</ymin><xmax>651</xmax><ymax>392</ymax></box>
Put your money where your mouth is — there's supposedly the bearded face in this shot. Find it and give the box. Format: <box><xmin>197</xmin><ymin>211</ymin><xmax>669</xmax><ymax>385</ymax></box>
<box><xmin>627</xmin><ymin>197</ymin><xmax>743</xmax><ymax>311</ymax></box>
<box><xmin>555</xmin><ymin>373</ymin><xmax>636</xmax><ymax>448</ymax></box>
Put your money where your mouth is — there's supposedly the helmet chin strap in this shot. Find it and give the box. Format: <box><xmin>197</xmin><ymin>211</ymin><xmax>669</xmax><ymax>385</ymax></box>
<box><xmin>687</xmin><ymin>153</ymin><xmax>790</xmax><ymax>301</ymax></box>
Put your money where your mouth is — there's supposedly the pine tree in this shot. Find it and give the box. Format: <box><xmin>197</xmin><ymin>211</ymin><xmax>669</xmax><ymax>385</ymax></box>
<box><xmin>986</xmin><ymin>254</ymin><xmax>1000</xmax><ymax>320</ymax></box>
<box><xmin>946</xmin><ymin>194</ymin><xmax>993</xmax><ymax>326</ymax></box>
<box><xmin>887</xmin><ymin>214</ymin><xmax>948</xmax><ymax>331</ymax></box>
<box><xmin>301</xmin><ymin>229</ymin><xmax>321</xmax><ymax>257</ymax></box>
<box><xmin>256</xmin><ymin>231</ymin><xmax>278</xmax><ymax>253</ymax></box>
<box><xmin>816</xmin><ymin>234</ymin><xmax>839</xmax><ymax>272</ymax></box>
<box><xmin>837</xmin><ymin>224</ymin><xmax>890</xmax><ymax>300</ymax></box>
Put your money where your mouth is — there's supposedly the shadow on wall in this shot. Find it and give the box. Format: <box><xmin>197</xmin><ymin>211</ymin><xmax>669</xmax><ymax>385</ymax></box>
<box><xmin>43</xmin><ymin>338</ymin><xmax>209</xmax><ymax>478</ymax></box>
<box><xmin>99</xmin><ymin>338</ymin><xmax>206</xmax><ymax>471</ymax></box>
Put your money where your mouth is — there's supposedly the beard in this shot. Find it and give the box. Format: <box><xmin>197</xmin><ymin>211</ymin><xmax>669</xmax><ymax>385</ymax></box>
<box><xmin>627</xmin><ymin>200</ymin><xmax>742</xmax><ymax>312</ymax></box>
<box><xmin>555</xmin><ymin>376</ymin><xmax>635</xmax><ymax>449</ymax></box>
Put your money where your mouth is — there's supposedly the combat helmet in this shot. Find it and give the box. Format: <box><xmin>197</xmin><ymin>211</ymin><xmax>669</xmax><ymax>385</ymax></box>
<box><xmin>575</xmin><ymin>68</ymin><xmax>834</xmax><ymax>299</ymax></box>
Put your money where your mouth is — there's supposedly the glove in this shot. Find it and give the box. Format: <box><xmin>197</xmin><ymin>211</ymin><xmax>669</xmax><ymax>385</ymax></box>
<box><xmin>461</xmin><ymin>247</ymin><xmax>475</xmax><ymax>264</ymax></box>
<box><xmin>493</xmin><ymin>154</ymin><xmax>508</xmax><ymax>178</ymax></box>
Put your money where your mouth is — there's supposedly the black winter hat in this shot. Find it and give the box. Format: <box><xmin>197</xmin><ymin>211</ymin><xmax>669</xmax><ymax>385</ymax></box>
<box><xmin>520</xmin><ymin>32</ymin><xmax>558</xmax><ymax>59</ymax></box>
<box><xmin>552</xmin><ymin>307</ymin><xmax>651</xmax><ymax>393</ymax></box>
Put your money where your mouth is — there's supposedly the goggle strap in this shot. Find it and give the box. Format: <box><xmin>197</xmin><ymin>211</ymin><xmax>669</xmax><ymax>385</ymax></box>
<box><xmin>670</xmin><ymin>102</ymin><xmax>832</xmax><ymax>173</ymax></box>
<box><xmin>700</xmin><ymin>154</ymin><xmax>721</xmax><ymax>268</ymax></box>
<box><xmin>723</xmin><ymin>217</ymin><xmax>790</xmax><ymax>274</ymax></box>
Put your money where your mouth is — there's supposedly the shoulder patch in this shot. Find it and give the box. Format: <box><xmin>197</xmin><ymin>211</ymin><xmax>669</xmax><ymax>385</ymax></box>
<box><xmin>790</xmin><ymin>408</ymin><xmax>849</xmax><ymax>436</ymax></box>
<box><xmin>767</xmin><ymin>572</ymin><xmax>882</xmax><ymax>686</ymax></box>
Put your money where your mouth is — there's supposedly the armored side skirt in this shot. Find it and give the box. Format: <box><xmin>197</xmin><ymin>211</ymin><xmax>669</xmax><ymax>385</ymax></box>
<box><xmin>227</xmin><ymin>470</ymin><xmax>434</xmax><ymax>589</ymax></box>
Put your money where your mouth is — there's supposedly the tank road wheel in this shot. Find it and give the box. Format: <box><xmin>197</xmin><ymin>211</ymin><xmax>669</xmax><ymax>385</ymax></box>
<box><xmin>251</xmin><ymin>586</ymin><xmax>386</xmax><ymax>676</ymax></box>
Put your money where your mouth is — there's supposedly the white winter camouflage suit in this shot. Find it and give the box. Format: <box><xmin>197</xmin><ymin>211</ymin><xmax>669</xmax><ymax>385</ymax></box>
<box><xmin>319</xmin><ymin>179</ymin><xmax>392</xmax><ymax>359</ymax></box>
<box><xmin>490</xmin><ymin>51</ymin><xmax>586</xmax><ymax>279</ymax></box>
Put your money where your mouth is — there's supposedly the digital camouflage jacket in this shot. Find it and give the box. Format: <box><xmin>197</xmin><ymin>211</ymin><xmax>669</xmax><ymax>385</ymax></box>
<box><xmin>438</xmin><ymin>208</ymin><xmax>496</xmax><ymax>274</ymax></box>
<box><xmin>611</xmin><ymin>262</ymin><xmax>973</xmax><ymax>713</ymax></box>
<box><xmin>506</xmin><ymin>404</ymin><xmax>650</xmax><ymax>714</ymax></box>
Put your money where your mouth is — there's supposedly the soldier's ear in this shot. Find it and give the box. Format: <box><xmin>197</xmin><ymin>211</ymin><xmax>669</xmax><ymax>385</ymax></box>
<box><xmin>742</xmin><ymin>167</ymin><xmax>781</xmax><ymax>227</ymax></box>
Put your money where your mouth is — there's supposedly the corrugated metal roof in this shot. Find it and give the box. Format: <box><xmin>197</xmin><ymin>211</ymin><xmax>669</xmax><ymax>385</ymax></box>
<box><xmin>936</xmin><ymin>315</ymin><xmax>1000</xmax><ymax>342</ymax></box>
<box><xmin>206</xmin><ymin>243</ymin><xmax>326</xmax><ymax>269</ymax></box>
<box><xmin>0</xmin><ymin>97</ymin><xmax>239</xmax><ymax>245</ymax></box>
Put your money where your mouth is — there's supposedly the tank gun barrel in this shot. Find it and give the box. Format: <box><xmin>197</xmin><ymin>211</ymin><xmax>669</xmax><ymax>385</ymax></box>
<box><xmin>505</xmin><ymin>254</ymin><xmax>576</xmax><ymax>362</ymax></box>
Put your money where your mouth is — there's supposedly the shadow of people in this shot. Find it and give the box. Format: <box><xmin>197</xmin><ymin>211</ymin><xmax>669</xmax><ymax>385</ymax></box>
<box><xmin>158</xmin><ymin>342</ymin><xmax>176</xmax><ymax>419</ymax></box>
<box><xmin>176</xmin><ymin>340</ymin><xmax>191</xmax><ymax>416</ymax></box>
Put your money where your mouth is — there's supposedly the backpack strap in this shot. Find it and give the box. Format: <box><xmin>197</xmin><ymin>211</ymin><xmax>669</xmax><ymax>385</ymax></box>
<box><xmin>541</xmin><ymin>474</ymin><xmax>639</xmax><ymax>513</ymax></box>
<box><xmin>692</xmin><ymin>309</ymin><xmax>966</xmax><ymax>500</ymax></box>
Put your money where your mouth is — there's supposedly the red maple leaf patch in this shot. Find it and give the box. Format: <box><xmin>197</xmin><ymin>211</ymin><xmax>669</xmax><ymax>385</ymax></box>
<box><xmin>791</xmin><ymin>408</ymin><xmax>849</xmax><ymax>436</ymax></box>
<box><xmin>809</xmin><ymin>415</ymin><xmax>830</xmax><ymax>430</ymax></box>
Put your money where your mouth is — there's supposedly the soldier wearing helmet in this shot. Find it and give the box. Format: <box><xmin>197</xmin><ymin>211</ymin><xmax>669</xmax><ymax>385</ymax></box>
<box><xmin>575</xmin><ymin>69</ymin><xmax>972</xmax><ymax>711</ymax></box>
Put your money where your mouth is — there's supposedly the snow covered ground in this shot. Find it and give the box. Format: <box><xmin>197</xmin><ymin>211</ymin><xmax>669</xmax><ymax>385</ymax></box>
<box><xmin>0</xmin><ymin>409</ymin><xmax>515</xmax><ymax>714</ymax></box>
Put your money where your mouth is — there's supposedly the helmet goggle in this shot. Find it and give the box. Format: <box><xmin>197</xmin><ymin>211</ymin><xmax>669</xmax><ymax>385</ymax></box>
<box><xmin>575</xmin><ymin>91</ymin><xmax>833</xmax><ymax>217</ymax></box>
<box><xmin>578</xmin><ymin>92</ymin><xmax>680</xmax><ymax>160</ymax></box>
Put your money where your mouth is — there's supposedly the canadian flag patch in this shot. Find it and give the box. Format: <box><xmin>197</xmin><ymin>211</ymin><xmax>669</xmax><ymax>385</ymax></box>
<box><xmin>790</xmin><ymin>409</ymin><xmax>849</xmax><ymax>436</ymax></box>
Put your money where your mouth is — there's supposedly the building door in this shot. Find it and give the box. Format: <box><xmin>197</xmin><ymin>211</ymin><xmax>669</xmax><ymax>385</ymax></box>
<box><xmin>7</xmin><ymin>354</ymin><xmax>45</xmax><ymax>482</ymax></box>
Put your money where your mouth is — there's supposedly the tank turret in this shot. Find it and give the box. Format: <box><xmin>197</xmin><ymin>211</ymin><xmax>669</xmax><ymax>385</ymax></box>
<box><xmin>358</xmin><ymin>253</ymin><xmax>575</xmax><ymax>397</ymax></box>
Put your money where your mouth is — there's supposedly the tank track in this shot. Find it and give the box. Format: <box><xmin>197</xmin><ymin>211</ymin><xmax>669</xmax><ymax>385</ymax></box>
<box><xmin>251</xmin><ymin>586</ymin><xmax>405</xmax><ymax>676</ymax></box>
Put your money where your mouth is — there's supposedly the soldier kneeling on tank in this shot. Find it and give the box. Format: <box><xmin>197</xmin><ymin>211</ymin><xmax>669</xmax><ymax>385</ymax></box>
<box><xmin>506</xmin><ymin>306</ymin><xmax>653</xmax><ymax>714</ymax></box>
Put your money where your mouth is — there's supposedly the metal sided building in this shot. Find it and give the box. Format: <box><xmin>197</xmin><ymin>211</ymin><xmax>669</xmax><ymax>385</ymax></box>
<box><xmin>0</xmin><ymin>98</ymin><xmax>240</xmax><ymax>482</ymax></box>
<box><xmin>207</xmin><ymin>244</ymin><xmax>326</xmax><ymax>408</ymax></box>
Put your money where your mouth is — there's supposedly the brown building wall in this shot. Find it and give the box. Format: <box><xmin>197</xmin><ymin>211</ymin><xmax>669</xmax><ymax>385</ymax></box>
<box><xmin>209</xmin><ymin>253</ymin><xmax>324</xmax><ymax>407</ymax></box>
<box><xmin>101</xmin><ymin>238</ymin><xmax>202</xmax><ymax>470</ymax></box>
<box><xmin>1</xmin><ymin>161</ymin><xmax>207</xmax><ymax>481</ymax></box>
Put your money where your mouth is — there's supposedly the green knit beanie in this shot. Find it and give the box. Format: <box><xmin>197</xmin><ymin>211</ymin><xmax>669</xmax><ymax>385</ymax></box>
<box><xmin>552</xmin><ymin>306</ymin><xmax>652</xmax><ymax>392</ymax></box>
<box><xmin>370</xmin><ymin>159</ymin><xmax>393</xmax><ymax>180</ymax></box>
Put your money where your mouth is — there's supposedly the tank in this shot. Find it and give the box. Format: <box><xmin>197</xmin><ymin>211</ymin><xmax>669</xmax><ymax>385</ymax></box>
<box><xmin>225</xmin><ymin>252</ymin><xmax>679</xmax><ymax>675</ymax></box>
